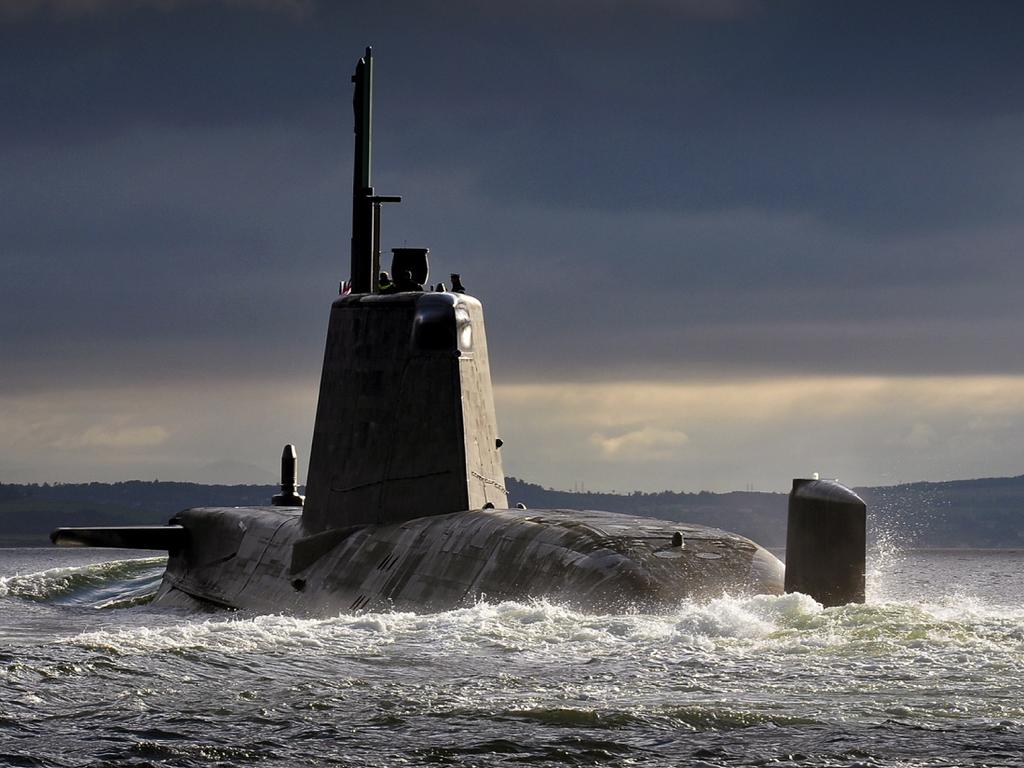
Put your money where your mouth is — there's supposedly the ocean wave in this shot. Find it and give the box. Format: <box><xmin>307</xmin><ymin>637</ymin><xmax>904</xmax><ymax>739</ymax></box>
<box><xmin>64</xmin><ymin>591</ymin><xmax>1024</xmax><ymax>662</ymax></box>
<box><xmin>0</xmin><ymin>556</ymin><xmax>166</xmax><ymax>605</ymax></box>
<box><xmin>10</xmin><ymin>550</ymin><xmax>1024</xmax><ymax>767</ymax></box>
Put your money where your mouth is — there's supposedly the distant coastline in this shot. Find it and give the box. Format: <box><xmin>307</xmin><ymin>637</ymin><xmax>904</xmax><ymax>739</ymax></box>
<box><xmin>2</xmin><ymin>474</ymin><xmax>1022</xmax><ymax>548</ymax></box>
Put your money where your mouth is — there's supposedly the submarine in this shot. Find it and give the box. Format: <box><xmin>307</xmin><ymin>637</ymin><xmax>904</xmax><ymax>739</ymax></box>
<box><xmin>52</xmin><ymin>48</ymin><xmax>866</xmax><ymax>613</ymax></box>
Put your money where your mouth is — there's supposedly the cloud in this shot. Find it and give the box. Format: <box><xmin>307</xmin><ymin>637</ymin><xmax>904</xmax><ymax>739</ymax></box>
<box><xmin>4</xmin><ymin>1</ymin><xmax>1024</xmax><ymax>492</ymax></box>
<box><xmin>3</xmin><ymin>369</ymin><xmax>1024</xmax><ymax>491</ymax></box>
<box><xmin>51</xmin><ymin>424</ymin><xmax>170</xmax><ymax>450</ymax></box>
<box><xmin>0</xmin><ymin>0</ymin><xmax>311</xmax><ymax>21</ymax></box>
<box><xmin>496</xmin><ymin>376</ymin><xmax>1024</xmax><ymax>492</ymax></box>
<box><xmin>901</xmin><ymin>422</ymin><xmax>936</xmax><ymax>449</ymax></box>
<box><xmin>0</xmin><ymin>379</ymin><xmax>314</xmax><ymax>483</ymax></box>
<box><xmin>590</xmin><ymin>426</ymin><xmax>690</xmax><ymax>461</ymax></box>
<box><xmin>498</xmin><ymin>377</ymin><xmax>1024</xmax><ymax>431</ymax></box>
<box><xmin>456</xmin><ymin>0</ymin><xmax>760</xmax><ymax>21</ymax></box>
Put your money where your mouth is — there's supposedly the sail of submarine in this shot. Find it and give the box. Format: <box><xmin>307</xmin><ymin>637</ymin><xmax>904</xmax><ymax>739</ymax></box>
<box><xmin>52</xmin><ymin>47</ymin><xmax>867</xmax><ymax>613</ymax></box>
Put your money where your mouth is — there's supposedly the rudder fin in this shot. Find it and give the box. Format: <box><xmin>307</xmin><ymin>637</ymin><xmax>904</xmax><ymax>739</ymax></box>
<box><xmin>50</xmin><ymin>525</ymin><xmax>187</xmax><ymax>550</ymax></box>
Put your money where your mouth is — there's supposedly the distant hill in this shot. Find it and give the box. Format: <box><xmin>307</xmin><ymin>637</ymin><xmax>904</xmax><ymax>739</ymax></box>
<box><xmin>1</xmin><ymin>475</ymin><xmax>1022</xmax><ymax>548</ymax></box>
<box><xmin>855</xmin><ymin>476</ymin><xmax>1024</xmax><ymax>549</ymax></box>
<box><xmin>0</xmin><ymin>481</ymin><xmax>274</xmax><ymax>545</ymax></box>
<box><xmin>507</xmin><ymin>476</ymin><xmax>1024</xmax><ymax>549</ymax></box>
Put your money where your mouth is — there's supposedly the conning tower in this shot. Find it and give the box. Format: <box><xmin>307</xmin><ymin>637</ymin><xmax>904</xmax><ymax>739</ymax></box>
<box><xmin>302</xmin><ymin>48</ymin><xmax>507</xmax><ymax>532</ymax></box>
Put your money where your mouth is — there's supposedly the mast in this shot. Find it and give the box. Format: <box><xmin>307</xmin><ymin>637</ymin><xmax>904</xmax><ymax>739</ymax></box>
<box><xmin>349</xmin><ymin>47</ymin><xmax>399</xmax><ymax>294</ymax></box>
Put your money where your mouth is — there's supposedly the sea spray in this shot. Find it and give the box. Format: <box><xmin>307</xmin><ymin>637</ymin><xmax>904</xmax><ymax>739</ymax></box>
<box><xmin>0</xmin><ymin>556</ymin><xmax>165</xmax><ymax>602</ymax></box>
<box><xmin>5</xmin><ymin>549</ymin><xmax>1024</xmax><ymax>766</ymax></box>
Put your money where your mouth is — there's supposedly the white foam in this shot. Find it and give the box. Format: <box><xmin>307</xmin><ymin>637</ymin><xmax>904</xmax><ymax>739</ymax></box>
<box><xmin>0</xmin><ymin>557</ymin><xmax>165</xmax><ymax>600</ymax></box>
<box><xmin>51</xmin><ymin>580</ymin><xmax>1024</xmax><ymax>672</ymax></box>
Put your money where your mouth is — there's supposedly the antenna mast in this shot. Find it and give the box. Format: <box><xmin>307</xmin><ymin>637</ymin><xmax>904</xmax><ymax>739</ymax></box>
<box><xmin>350</xmin><ymin>47</ymin><xmax>400</xmax><ymax>294</ymax></box>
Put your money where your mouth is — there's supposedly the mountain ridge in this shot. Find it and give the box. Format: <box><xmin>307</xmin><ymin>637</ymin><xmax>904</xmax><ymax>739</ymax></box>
<box><xmin>1</xmin><ymin>473</ymin><xmax>1021</xmax><ymax>548</ymax></box>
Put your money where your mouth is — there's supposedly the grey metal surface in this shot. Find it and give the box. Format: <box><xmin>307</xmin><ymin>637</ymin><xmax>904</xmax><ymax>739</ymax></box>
<box><xmin>155</xmin><ymin>506</ymin><xmax>783</xmax><ymax>614</ymax></box>
<box><xmin>302</xmin><ymin>292</ymin><xmax>506</xmax><ymax>533</ymax></box>
<box><xmin>350</xmin><ymin>46</ymin><xmax>374</xmax><ymax>293</ymax></box>
<box><xmin>784</xmin><ymin>478</ymin><xmax>866</xmax><ymax>606</ymax></box>
<box><xmin>271</xmin><ymin>443</ymin><xmax>304</xmax><ymax>507</ymax></box>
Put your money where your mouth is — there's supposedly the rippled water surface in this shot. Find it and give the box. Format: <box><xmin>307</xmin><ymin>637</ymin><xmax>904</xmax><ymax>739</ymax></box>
<box><xmin>2</xmin><ymin>547</ymin><xmax>1024</xmax><ymax>767</ymax></box>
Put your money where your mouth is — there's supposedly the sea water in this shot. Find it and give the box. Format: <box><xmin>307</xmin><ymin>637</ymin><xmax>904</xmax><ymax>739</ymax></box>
<box><xmin>1</xmin><ymin>547</ymin><xmax>1023</xmax><ymax>767</ymax></box>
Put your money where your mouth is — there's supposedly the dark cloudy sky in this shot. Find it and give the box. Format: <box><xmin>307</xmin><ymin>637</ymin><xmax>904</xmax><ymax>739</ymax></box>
<box><xmin>3</xmin><ymin>0</ymin><xmax>1023</xmax><ymax>492</ymax></box>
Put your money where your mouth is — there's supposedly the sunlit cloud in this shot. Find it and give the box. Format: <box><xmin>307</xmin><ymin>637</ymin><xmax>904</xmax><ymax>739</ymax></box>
<box><xmin>2</xmin><ymin>373</ymin><xmax>1024</xmax><ymax>491</ymax></box>
<box><xmin>50</xmin><ymin>424</ymin><xmax>170</xmax><ymax>450</ymax></box>
<box><xmin>0</xmin><ymin>378</ymin><xmax>315</xmax><ymax>484</ymax></box>
<box><xmin>901</xmin><ymin>422</ymin><xmax>936</xmax><ymax>449</ymax></box>
<box><xmin>498</xmin><ymin>377</ymin><xmax>1024</xmax><ymax>425</ymax></box>
<box><xmin>495</xmin><ymin>376</ymin><xmax>1024</xmax><ymax>492</ymax></box>
<box><xmin>590</xmin><ymin>426</ymin><xmax>690</xmax><ymax>461</ymax></box>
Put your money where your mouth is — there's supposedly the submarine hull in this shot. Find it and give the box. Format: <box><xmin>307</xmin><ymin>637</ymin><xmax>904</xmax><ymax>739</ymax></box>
<box><xmin>153</xmin><ymin>506</ymin><xmax>783</xmax><ymax>614</ymax></box>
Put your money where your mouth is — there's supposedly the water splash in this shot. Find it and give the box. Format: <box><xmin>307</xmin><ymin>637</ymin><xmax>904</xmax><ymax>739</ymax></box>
<box><xmin>0</xmin><ymin>556</ymin><xmax>166</xmax><ymax>606</ymax></box>
<box><xmin>63</xmin><ymin>588</ymin><xmax>1024</xmax><ymax>664</ymax></box>
<box><xmin>6</xmin><ymin>550</ymin><xmax>1024</xmax><ymax>768</ymax></box>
